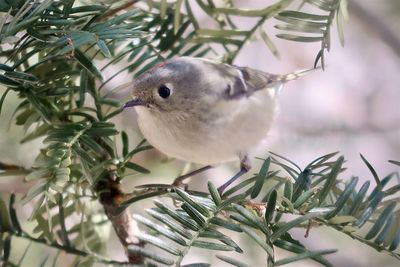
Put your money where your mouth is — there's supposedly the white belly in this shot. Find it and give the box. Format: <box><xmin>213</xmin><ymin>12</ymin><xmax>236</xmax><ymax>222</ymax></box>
<box><xmin>136</xmin><ymin>89</ymin><xmax>278</xmax><ymax>165</ymax></box>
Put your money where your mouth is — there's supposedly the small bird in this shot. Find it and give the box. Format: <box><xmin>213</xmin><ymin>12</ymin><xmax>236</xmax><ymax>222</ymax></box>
<box><xmin>124</xmin><ymin>57</ymin><xmax>315</xmax><ymax>194</ymax></box>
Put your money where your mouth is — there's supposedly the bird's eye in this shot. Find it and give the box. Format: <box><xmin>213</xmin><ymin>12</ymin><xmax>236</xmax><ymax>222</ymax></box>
<box><xmin>158</xmin><ymin>85</ymin><xmax>171</xmax><ymax>99</ymax></box>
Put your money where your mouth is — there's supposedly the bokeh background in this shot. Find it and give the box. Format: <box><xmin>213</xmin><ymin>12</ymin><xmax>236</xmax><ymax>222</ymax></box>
<box><xmin>1</xmin><ymin>0</ymin><xmax>399</xmax><ymax>266</ymax></box>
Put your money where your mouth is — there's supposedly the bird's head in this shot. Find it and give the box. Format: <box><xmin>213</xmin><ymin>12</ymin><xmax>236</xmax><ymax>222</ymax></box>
<box><xmin>123</xmin><ymin>57</ymin><xmax>212</xmax><ymax>114</ymax></box>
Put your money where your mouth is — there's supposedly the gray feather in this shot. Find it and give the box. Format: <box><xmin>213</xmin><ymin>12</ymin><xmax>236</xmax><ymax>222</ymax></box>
<box><xmin>223</xmin><ymin>66</ymin><xmax>279</xmax><ymax>100</ymax></box>
<box><xmin>222</xmin><ymin>65</ymin><xmax>318</xmax><ymax>100</ymax></box>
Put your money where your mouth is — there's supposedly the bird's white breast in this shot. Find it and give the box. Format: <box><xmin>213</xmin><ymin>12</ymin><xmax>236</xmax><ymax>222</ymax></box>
<box><xmin>136</xmin><ymin>88</ymin><xmax>278</xmax><ymax>165</ymax></box>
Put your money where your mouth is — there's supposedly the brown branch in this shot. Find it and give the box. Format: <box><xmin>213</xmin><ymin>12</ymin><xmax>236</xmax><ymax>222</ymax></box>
<box><xmin>0</xmin><ymin>161</ymin><xmax>28</xmax><ymax>171</ymax></box>
<box><xmin>1</xmin><ymin>158</ymin><xmax>145</xmax><ymax>263</ymax></box>
<box><xmin>98</xmin><ymin>0</ymin><xmax>140</xmax><ymax>20</ymax></box>
<box><xmin>96</xmin><ymin>175</ymin><xmax>144</xmax><ymax>264</ymax></box>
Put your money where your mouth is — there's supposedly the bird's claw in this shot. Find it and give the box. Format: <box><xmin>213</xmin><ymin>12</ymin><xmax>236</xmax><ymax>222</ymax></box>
<box><xmin>172</xmin><ymin>178</ymin><xmax>189</xmax><ymax>191</ymax></box>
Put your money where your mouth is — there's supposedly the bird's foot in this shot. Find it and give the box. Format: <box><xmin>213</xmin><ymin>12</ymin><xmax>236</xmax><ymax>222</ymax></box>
<box><xmin>172</xmin><ymin>178</ymin><xmax>189</xmax><ymax>191</ymax></box>
<box><xmin>171</xmin><ymin>165</ymin><xmax>213</xmax><ymax>191</ymax></box>
<box><xmin>217</xmin><ymin>154</ymin><xmax>251</xmax><ymax>196</ymax></box>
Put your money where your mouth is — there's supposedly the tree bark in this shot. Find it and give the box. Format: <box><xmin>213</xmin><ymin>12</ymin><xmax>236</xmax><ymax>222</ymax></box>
<box><xmin>97</xmin><ymin>178</ymin><xmax>144</xmax><ymax>264</ymax></box>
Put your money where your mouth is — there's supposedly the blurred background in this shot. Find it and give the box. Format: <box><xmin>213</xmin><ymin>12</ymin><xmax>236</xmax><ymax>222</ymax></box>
<box><xmin>1</xmin><ymin>0</ymin><xmax>399</xmax><ymax>266</ymax></box>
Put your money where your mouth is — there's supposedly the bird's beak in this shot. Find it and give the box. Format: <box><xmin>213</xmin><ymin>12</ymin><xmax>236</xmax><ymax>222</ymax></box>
<box><xmin>122</xmin><ymin>98</ymin><xmax>145</xmax><ymax>109</ymax></box>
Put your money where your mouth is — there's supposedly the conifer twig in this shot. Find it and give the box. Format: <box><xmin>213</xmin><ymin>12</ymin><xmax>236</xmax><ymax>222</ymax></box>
<box><xmin>96</xmin><ymin>174</ymin><xmax>144</xmax><ymax>264</ymax></box>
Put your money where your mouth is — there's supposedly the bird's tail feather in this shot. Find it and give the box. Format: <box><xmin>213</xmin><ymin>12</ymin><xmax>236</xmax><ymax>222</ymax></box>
<box><xmin>277</xmin><ymin>67</ymin><xmax>321</xmax><ymax>83</ymax></box>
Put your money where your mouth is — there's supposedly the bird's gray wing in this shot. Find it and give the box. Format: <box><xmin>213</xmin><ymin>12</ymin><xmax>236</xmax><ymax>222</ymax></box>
<box><xmin>198</xmin><ymin>57</ymin><xmax>315</xmax><ymax>100</ymax></box>
<box><xmin>223</xmin><ymin>65</ymin><xmax>280</xmax><ymax>100</ymax></box>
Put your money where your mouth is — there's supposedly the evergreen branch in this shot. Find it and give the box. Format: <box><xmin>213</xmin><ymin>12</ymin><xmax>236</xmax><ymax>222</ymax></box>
<box><xmin>274</xmin><ymin>0</ymin><xmax>345</xmax><ymax>68</ymax></box>
<box><xmin>200</xmin><ymin>0</ymin><xmax>293</xmax><ymax>17</ymax></box>
<box><xmin>97</xmin><ymin>175</ymin><xmax>145</xmax><ymax>264</ymax></box>
<box><xmin>1</xmin><ymin>1</ymin><xmax>398</xmax><ymax>266</ymax></box>
<box><xmin>129</xmin><ymin>187</ymin><xmax>253</xmax><ymax>266</ymax></box>
<box><xmin>98</xmin><ymin>0</ymin><xmax>141</xmax><ymax>21</ymax></box>
<box><xmin>316</xmin><ymin>218</ymin><xmax>400</xmax><ymax>259</ymax></box>
<box><xmin>4</xmin><ymin>231</ymin><xmax>128</xmax><ymax>265</ymax></box>
<box><xmin>0</xmin><ymin>194</ymin><xmax>128</xmax><ymax>265</ymax></box>
<box><xmin>128</xmin><ymin>153</ymin><xmax>399</xmax><ymax>265</ymax></box>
